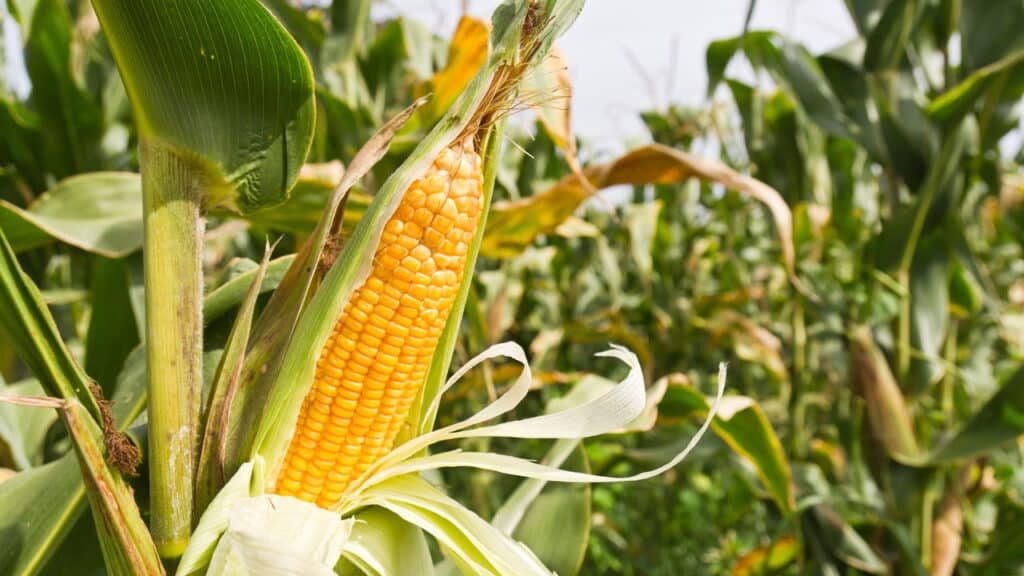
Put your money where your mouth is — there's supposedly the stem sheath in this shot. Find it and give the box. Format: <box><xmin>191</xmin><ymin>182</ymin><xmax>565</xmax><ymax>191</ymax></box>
<box><xmin>141</xmin><ymin>141</ymin><xmax>204</xmax><ymax>558</ymax></box>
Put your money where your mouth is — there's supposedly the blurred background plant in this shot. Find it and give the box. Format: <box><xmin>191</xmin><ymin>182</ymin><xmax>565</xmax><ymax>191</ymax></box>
<box><xmin>1</xmin><ymin>0</ymin><xmax>1022</xmax><ymax>574</ymax></box>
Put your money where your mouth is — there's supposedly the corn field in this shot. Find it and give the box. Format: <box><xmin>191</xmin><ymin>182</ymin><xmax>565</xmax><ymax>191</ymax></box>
<box><xmin>0</xmin><ymin>0</ymin><xmax>1022</xmax><ymax>574</ymax></box>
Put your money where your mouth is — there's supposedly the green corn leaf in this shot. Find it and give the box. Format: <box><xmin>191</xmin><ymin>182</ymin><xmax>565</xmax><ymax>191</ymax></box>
<box><xmin>862</xmin><ymin>0</ymin><xmax>919</xmax><ymax>71</ymax></box>
<box><xmin>90</xmin><ymin>0</ymin><xmax>316</xmax><ymax>213</ymax></box>
<box><xmin>23</xmin><ymin>0</ymin><xmax>103</xmax><ymax>180</ymax></box>
<box><xmin>927</xmin><ymin>49</ymin><xmax>1024</xmax><ymax>124</ymax></box>
<box><xmin>928</xmin><ymin>366</ymin><xmax>1024</xmax><ymax>463</ymax></box>
<box><xmin>509</xmin><ymin>445</ymin><xmax>591</xmax><ymax>576</ymax></box>
<box><xmin>85</xmin><ymin>257</ymin><xmax>141</xmax><ymax>395</ymax></box>
<box><xmin>907</xmin><ymin>232</ymin><xmax>949</xmax><ymax>392</ymax></box>
<box><xmin>0</xmin><ymin>226</ymin><xmax>103</xmax><ymax>420</ymax></box>
<box><xmin>203</xmin><ymin>255</ymin><xmax>295</xmax><ymax>325</ymax></box>
<box><xmin>358</xmin><ymin>474</ymin><xmax>552</xmax><ymax>575</ymax></box>
<box><xmin>0</xmin><ymin>172</ymin><xmax>142</xmax><ymax>257</ymax></box>
<box><xmin>0</xmin><ymin>345</ymin><xmax>148</xmax><ymax>576</ymax></box>
<box><xmin>338</xmin><ymin>507</ymin><xmax>435</xmax><ymax>576</ymax></box>
<box><xmin>659</xmin><ymin>377</ymin><xmax>796</xmax><ymax>514</ymax></box>
<box><xmin>0</xmin><ymin>263</ymin><xmax>253</xmax><ymax>575</ymax></box>
<box><xmin>0</xmin><ymin>378</ymin><xmax>56</xmax><ymax>470</ymax></box>
<box><xmin>0</xmin><ymin>452</ymin><xmax>84</xmax><ymax>575</ymax></box>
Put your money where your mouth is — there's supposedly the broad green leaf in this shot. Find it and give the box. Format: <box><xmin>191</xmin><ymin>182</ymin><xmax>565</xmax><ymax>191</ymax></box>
<box><xmin>705</xmin><ymin>34</ymin><xmax>745</xmax><ymax>96</ymax></box>
<box><xmin>818</xmin><ymin>52</ymin><xmax>886</xmax><ymax>158</ymax></box>
<box><xmin>806</xmin><ymin>504</ymin><xmax>888</xmax><ymax>574</ymax></box>
<box><xmin>908</xmin><ymin>231</ymin><xmax>949</xmax><ymax>391</ymax></box>
<box><xmin>0</xmin><ymin>345</ymin><xmax>148</xmax><ymax>576</ymax></box>
<box><xmin>659</xmin><ymin>377</ymin><xmax>796</xmax><ymax>514</ymax></box>
<box><xmin>774</xmin><ymin>40</ymin><xmax>852</xmax><ymax>139</ymax></box>
<box><xmin>203</xmin><ymin>255</ymin><xmax>295</xmax><ymax>324</ymax></box>
<box><xmin>0</xmin><ymin>172</ymin><xmax>142</xmax><ymax>257</ymax></box>
<box><xmin>315</xmin><ymin>86</ymin><xmax>378</xmax><ymax>162</ymax></box>
<box><xmin>0</xmin><ymin>378</ymin><xmax>56</xmax><ymax>469</ymax></box>
<box><xmin>873</xmin><ymin>81</ymin><xmax>935</xmax><ymax>191</ymax></box>
<box><xmin>359</xmin><ymin>17</ymin><xmax>433</xmax><ymax>105</ymax></box>
<box><xmin>39</xmin><ymin>509</ymin><xmax>108</xmax><ymax>576</ymax></box>
<box><xmin>927</xmin><ymin>49</ymin><xmax>1024</xmax><ymax>124</ymax></box>
<box><xmin>260</xmin><ymin>0</ymin><xmax>326</xmax><ymax>59</ymax></box>
<box><xmin>929</xmin><ymin>366</ymin><xmax>1024</xmax><ymax>463</ymax></box>
<box><xmin>85</xmin><ymin>257</ymin><xmax>140</xmax><ymax>394</ymax></box>
<box><xmin>319</xmin><ymin>0</ymin><xmax>372</xmax><ymax>105</ymax></box>
<box><xmin>327</xmin><ymin>0</ymin><xmax>371</xmax><ymax>59</ymax></box>
<box><xmin>0</xmin><ymin>98</ymin><xmax>47</xmax><ymax>192</ymax></box>
<box><xmin>947</xmin><ymin>258</ymin><xmax>983</xmax><ymax>317</ymax></box>
<box><xmin>707</xmin><ymin>32</ymin><xmax>852</xmax><ymax>140</ymax></box>
<box><xmin>91</xmin><ymin>0</ymin><xmax>316</xmax><ymax>213</ymax></box>
<box><xmin>863</xmin><ymin>0</ymin><xmax>918</xmax><ymax>71</ymax></box>
<box><xmin>0</xmin><ymin>453</ymin><xmax>84</xmax><ymax>575</ymax></box>
<box><xmin>959</xmin><ymin>0</ymin><xmax>1024</xmax><ymax>72</ymax></box>
<box><xmin>239</xmin><ymin>167</ymin><xmax>372</xmax><ymax>237</ymax></box>
<box><xmin>24</xmin><ymin>0</ymin><xmax>103</xmax><ymax>179</ymax></box>
<box><xmin>0</xmin><ymin>226</ymin><xmax>102</xmax><ymax>419</ymax></box>
<box><xmin>510</xmin><ymin>445</ymin><xmax>590</xmax><ymax>576</ymax></box>
<box><xmin>339</xmin><ymin>507</ymin><xmax>434</xmax><ymax>576</ymax></box>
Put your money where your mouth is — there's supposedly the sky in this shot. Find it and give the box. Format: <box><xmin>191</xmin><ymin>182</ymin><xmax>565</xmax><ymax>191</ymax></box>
<box><xmin>378</xmin><ymin>1</ymin><xmax>858</xmax><ymax>153</ymax></box>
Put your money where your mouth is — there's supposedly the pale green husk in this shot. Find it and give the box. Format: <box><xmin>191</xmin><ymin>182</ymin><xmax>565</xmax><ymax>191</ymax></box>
<box><xmin>179</xmin><ymin>341</ymin><xmax>726</xmax><ymax>575</ymax></box>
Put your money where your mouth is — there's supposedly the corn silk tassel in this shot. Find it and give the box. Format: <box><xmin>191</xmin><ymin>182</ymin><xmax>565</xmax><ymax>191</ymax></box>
<box><xmin>177</xmin><ymin>2</ymin><xmax>726</xmax><ymax>575</ymax></box>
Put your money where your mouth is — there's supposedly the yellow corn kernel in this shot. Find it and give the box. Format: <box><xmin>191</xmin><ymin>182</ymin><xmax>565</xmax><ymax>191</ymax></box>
<box><xmin>274</xmin><ymin>139</ymin><xmax>483</xmax><ymax>508</ymax></box>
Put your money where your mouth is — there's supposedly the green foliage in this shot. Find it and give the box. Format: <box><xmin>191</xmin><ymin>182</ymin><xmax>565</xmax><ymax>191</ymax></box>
<box><xmin>0</xmin><ymin>0</ymin><xmax>1022</xmax><ymax>574</ymax></box>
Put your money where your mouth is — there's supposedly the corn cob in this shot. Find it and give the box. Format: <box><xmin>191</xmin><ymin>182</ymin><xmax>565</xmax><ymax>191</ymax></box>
<box><xmin>274</xmin><ymin>138</ymin><xmax>483</xmax><ymax>508</ymax></box>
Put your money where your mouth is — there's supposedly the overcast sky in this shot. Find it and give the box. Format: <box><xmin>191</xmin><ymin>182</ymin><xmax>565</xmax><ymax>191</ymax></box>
<box><xmin>380</xmin><ymin>0</ymin><xmax>857</xmax><ymax>153</ymax></box>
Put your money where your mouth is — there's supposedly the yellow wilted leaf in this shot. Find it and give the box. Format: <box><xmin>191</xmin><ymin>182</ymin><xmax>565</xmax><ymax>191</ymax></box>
<box><xmin>525</xmin><ymin>47</ymin><xmax>572</xmax><ymax>148</ymax></box>
<box><xmin>732</xmin><ymin>537</ymin><xmax>799</xmax><ymax>575</ymax></box>
<box><xmin>484</xmin><ymin>143</ymin><xmax>805</xmax><ymax>292</ymax></box>
<box><xmin>420</xmin><ymin>15</ymin><xmax>490</xmax><ymax>125</ymax></box>
<box><xmin>524</xmin><ymin>47</ymin><xmax>592</xmax><ymax>196</ymax></box>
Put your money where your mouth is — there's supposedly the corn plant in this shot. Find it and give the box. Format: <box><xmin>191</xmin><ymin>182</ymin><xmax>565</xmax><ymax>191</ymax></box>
<box><xmin>452</xmin><ymin>1</ymin><xmax>1024</xmax><ymax>573</ymax></box>
<box><xmin>0</xmin><ymin>1</ymin><xmax>734</xmax><ymax>574</ymax></box>
<box><xmin>3</xmin><ymin>0</ymin><xmax>1022</xmax><ymax>574</ymax></box>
